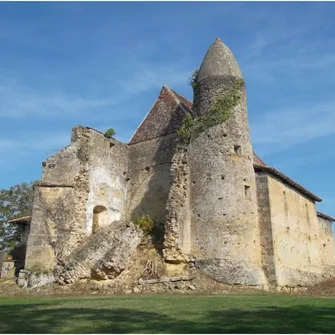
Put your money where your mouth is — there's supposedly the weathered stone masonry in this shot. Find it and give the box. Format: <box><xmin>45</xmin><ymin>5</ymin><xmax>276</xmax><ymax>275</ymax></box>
<box><xmin>23</xmin><ymin>38</ymin><xmax>335</xmax><ymax>290</ymax></box>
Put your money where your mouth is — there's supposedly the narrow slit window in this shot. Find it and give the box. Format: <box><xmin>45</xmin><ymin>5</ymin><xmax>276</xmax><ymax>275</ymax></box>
<box><xmin>244</xmin><ymin>185</ymin><xmax>251</xmax><ymax>199</ymax></box>
<box><xmin>283</xmin><ymin>191</ymin><xmax>288</xmax><ymax>219</ymax></box>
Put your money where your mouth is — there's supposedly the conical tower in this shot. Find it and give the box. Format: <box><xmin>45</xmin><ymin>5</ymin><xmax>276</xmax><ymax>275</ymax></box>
<box><xmin>189</xmin><ymin>38</ymin><xmax>266</xmax><ymax>287</ymax></box>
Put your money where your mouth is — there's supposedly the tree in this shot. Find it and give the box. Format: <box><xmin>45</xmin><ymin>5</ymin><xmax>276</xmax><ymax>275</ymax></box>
<box><xmin>0</xmin><ymin>181</ymin><xmax>36</xmax><ymax>251</ymax></box>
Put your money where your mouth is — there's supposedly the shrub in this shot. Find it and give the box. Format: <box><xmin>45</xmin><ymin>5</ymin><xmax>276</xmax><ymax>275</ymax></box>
<box><xmin>189</xmin><ymin>69</ymin><xmax>199</xmax><ymax>90</ymax></box>
<box><xmin>133</xmin><ymin>214</ymin><xmax>155</xmax><ymax>236</ymax></box>
<box><xmin>104</xmin><ymin>128</ymin><xmax>116</xmax><ymax>138</ymax></box>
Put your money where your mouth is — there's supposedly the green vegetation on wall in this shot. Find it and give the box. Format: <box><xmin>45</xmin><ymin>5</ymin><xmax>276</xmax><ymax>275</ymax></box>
<box><xmin>178</xmin><ymin>79</ymin><xmax>244</xmax><ymax>143</ymax></box>
<box><xmin>188</xmin><ymin>69</ymin><xmax>199</xmax><ymax>90</ymax></box>
<box><xmin>132</xmin><ymin>214</ymin><xmax>155</xmax><ymax>236</ymax></box>
<box><xmin>104</xmin><ymin>128</ymin><xmax>116</xmax><ymax>139</ymax></box>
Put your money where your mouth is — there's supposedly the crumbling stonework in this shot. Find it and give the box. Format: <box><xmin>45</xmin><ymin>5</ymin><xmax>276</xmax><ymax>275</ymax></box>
<box><xmin>0</xmin><ymin>262</ymin><xmax>15</xmax><ymax>279</ymax></box>
<box><xmin>22</xmin><ymin>38</ymin><xmax>335</xmax><ymax>291</ymax></box>
<box><xmin>55</xmin><ymin>221</ymin><xmax>142</xmax><ymax>285</ymax></box>
<box><xmin>25</xmin><ymin>127</ymin><xmax>129</xmax><ymax>272</ymax></box>
<box><xmin>163</xmin><ymin>143</ymin><xmax>191</xmax><ymax>263</ymax></box>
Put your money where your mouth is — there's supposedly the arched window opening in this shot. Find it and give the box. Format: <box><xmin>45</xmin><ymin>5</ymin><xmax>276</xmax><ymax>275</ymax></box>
<box><xmin>92</xmin><ymin>205</ymin><xmax>108</xmax><ymax>234</ymax></box>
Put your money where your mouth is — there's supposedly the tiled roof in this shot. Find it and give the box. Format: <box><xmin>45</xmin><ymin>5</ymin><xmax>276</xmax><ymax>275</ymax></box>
<box><xmin>253</xmin><ymin>152</ymin><xmax>266</xmax><ymax>167</ymax></box>
<box><xmin>254</xmin><ymin>164</ymin><xmax>322</xmax><ymax>202</ymax></box>
<box><xmin>129</xmin><ymin>87</ymin><xmax>264</xmax><ymax>166</ymax></box>
<box><xmin>129</xmin><ymin>86</ymin><xmax>192</xmax><ymax>145</ymax></box>
<box><xmin>128</xmin><ymin>87</ymin><xmax>321</xmax><ymax>203</ymax></box>
<box><xmin>317</xmin><ymin>212</ymin><xmax>335</xmax><ymax>222</ymax></box>
<box><xmin>168</xmin><ymin>87</ymin><xmax>193</xmax><ymax>112</ymax></box>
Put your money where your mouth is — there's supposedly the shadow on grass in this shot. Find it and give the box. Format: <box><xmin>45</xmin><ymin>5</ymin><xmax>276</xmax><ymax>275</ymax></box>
<box><xmin>0</xmin><ymin>300</ymin><xmax>335</xmax><ymax>333</ymax></box>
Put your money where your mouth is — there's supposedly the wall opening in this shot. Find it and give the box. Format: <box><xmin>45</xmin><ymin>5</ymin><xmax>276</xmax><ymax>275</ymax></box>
<box><xmin>283</xmin><ymin>191</ymin><xmax>288</xmax><ymax>219</ymax></box>
<box><xmin>234</xmin><ymin>145</ymin><xmax>242</xmax><ymax>155</ymax></box>
<box><xmin>92</xmin><ymin>205</ymin><xmax>108</xmax><ymax>234</ymax></box>
<box><xmin>244</xmin><ymin>185</ymin><xmax>251</xmax><ymax>199</ymax></box>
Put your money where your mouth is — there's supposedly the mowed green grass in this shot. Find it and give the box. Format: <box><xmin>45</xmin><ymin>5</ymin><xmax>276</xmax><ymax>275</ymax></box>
<box><xmin>1</xmin><ymin>293</ymin><xmax>335</xmax><ymax>333</ymax></box>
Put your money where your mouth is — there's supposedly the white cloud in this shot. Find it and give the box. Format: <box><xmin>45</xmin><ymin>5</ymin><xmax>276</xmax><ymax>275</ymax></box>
<box><xmin>251</xmin><ymin>102</ymin><xmax>335</xmax><ymax>156</ymax></box>
<box><xmin>0</xmin><ymin>133</ymin><xmax>70</xmax><ymax>158</ymax></box>
<box><xmin>0</xmin><ymin>80</ymin><xmax>115</xmax><ymax>118</ymax></box>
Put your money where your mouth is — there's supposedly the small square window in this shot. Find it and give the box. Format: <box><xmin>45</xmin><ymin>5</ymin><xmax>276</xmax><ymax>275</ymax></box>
<box><xmin>234</xmin><ymin>145</ymin><xmax>242</xmax><ymax>155</ymax></box>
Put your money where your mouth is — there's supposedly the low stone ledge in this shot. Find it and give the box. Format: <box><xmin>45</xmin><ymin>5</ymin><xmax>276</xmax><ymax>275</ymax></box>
<box><xmin>138</xmin><ymin>275</ymin><xmax>194</xmax><ymax>285</ymax></box>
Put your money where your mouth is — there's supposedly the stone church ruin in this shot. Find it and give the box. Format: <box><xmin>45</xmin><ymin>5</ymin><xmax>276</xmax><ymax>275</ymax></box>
<box><xmin>18</xmin><ymin>38</ymin><xmax>335</xmax><ymax>291</ymax></box>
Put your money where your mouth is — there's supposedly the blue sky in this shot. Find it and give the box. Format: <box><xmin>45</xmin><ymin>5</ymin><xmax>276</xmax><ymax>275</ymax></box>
<box><xmin>0</xmin><ymin>2</ymin><xmax>334</xmax><ymax>217</ymax></box>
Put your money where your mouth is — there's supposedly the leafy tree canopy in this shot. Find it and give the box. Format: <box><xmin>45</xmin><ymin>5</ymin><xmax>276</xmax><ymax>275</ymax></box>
<box><xmin>0</xmin><ymin>181</ymin><xmax>36</xmax><ymax>251</ymax></box>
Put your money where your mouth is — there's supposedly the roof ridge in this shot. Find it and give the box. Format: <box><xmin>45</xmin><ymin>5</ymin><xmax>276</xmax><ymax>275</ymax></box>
<box><xmin>128</xmin><ymin>86</ymin><xmax>166</xmax><ymax>144</ymax></box>
<box><xmin>164</xmin><ymin>86</ymin><xmax>191</xmax><ymax>115</ymax></box>
<box><xmin>168</xmin><ymin>87</ymin><xmax>193</xmax><ymax>106</ymax></box>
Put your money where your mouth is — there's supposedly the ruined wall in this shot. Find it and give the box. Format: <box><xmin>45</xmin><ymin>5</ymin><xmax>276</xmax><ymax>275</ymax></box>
<box><xmin>127</xmin><ymin>133</ymin><xmax>178</xmax><ymax>224</ymax></box>
<box><xmin>85</xmin><ymin>128</ymin><xmax>128</xmax><ymax>234</ymax></box>
<box><xmin>163</xmin><ymin>144</ymin><xmax>191</xmax><ymax>264</ymax></box>
<box><xmin>263</xmin><ymin>174</ymin><xmax>333</xmax><ymax>287</ymax></box>
<box><xmin>25</xmin><ymin>126</ymin><xmax>128</xmax><ymax>271</ymax></box>
<box><xmin>25</xmin><ymin>185</ymin><xmax>75</xmax><ymax>270</ymax></box>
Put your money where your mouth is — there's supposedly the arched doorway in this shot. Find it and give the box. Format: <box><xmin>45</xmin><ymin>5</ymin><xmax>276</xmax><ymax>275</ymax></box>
<box><xmin>92</xmin><ymin>205</ymin><xmax>107</xmax><ymax>233</ymax></box>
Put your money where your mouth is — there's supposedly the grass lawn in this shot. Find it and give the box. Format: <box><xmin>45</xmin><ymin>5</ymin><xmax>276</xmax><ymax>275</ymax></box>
<box><xmin>1</xmin><ymin>293</ymin><xmax>335</xmax><ymax>333</ymax></box>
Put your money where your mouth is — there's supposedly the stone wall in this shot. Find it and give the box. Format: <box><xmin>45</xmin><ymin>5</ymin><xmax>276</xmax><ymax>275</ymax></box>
<box><xmin>55</xmin><ymin>221</ymin><xmax>143</xmax><ymax>285</ymax></box>
<box><xmin>256</xmin><ymin>173</ymin><xmax>276</xmax><ymax>290</ymax></box>
<box><xmin>317</xmin><ymin>216</ymin><xmax>335</xmax><ymax>269</ymax></box>
<box><xmin>163</xmin><ymin>144</ymin><xmax>191</xmax><ymax>263</ymax></box>
<box><xmin>85</xmin><ymin>128</ymin><xmax>128</xmax><ymax>234</ymax></box>
<box><xmin>257</xmin><ymin>173</ymin><xmax>335</xmax><ymax>288</ymax></box>
<box><xmin>127</xmin><ymin>133</ymin><xmax>178</xmax><ymax>224</ymax></box>
<box><xmin>25</xmin><ymin>185</ymin><xmax>75</xmax><ymax>271</ymax></box>
<box><xmin>189</xmin><ymin>77</ymin><xmax>265</xmax><ymax>286</ymax></box>
<box><xmin>25</xmin><ymin>126</ymin><xmax>129</xmax><ymax>272</ymax></box>
<box><xmin>0</xmin><ymin>261</ymin><xmax>15</xmax><ymax>279</ymax></box>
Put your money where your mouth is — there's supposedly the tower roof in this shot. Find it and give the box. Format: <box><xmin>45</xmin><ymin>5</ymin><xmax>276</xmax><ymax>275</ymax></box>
<box><xmin>197</xmin><ymin>38</ymin><xmax>243</xmax><ymax>82</ymax></box>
